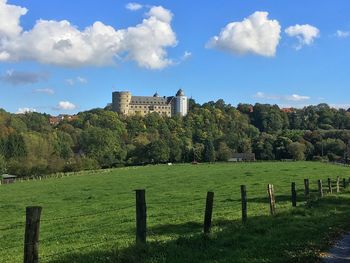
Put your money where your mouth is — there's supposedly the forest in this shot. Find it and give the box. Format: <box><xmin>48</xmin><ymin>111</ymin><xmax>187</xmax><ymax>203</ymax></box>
<box><xmin>1</xmin><ymin>99</ymin><xmax>350</xmax><ymax>176</ymax></box>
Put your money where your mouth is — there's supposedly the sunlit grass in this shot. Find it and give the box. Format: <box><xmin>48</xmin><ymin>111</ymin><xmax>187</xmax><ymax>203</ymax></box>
<box><xmin>1</xmin><ymin>162</ymin><xmax>350</xmax><ymax>262</ymax></box>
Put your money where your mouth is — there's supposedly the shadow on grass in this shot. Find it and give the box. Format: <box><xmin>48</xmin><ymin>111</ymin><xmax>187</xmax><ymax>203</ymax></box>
<box><xmin>46</xmin><ymin>194</ymin><xmax>350</xmax><ymax>263</ymax></box>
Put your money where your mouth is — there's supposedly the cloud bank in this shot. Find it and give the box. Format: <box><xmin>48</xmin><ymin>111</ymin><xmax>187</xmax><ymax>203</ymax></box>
<box><xmin>0</xmin><ymin>1</ymin><xmax>177</xmax><ymax>69</ymax></box>
<box><xmin>0</xmin><ymin>70</ymin><xmax>48</xmax><ymax>85</ymax></box>
<box><xmin>206</xmin><ymin>11</ymin><xmax>281</xmax><ymax>57</ymax></box>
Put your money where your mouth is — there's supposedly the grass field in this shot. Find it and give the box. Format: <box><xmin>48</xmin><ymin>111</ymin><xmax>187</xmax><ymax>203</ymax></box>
<box><xmin>1</xmin><ymin>162</ymin><xmax>350</xmax><ymax>263</ymax></box>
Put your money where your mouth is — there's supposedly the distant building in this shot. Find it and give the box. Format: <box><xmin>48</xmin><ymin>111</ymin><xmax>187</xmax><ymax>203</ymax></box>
<box><xmin>228</xmin><ymin>153</ymin><xmax>256</xmax><ymax>162</ymax></box>
<box><xmin>49</xmin><ymin>114</ymin><xmax>78</xmax><ymax>125</ymax></box>
<box><xmin>1</xmin><ymin>174</ymin><xmax>17</xmax><ymax>184</ymax></box>
<box><xmin>281</xmin><ymin>108</ymin><xmax>296</xmax><ymax>113</ymax></box>
<box><xmin>112</xmin><ymin>89</ymin><xmax>189</xmax><ymax>117</ymax></box>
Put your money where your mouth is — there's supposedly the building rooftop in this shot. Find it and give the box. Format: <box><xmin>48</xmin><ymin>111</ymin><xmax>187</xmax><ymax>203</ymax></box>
<box><xmin>176</xmin><ymin>89</ymin><xmax>185</xmax><ymax>96</ymax></box>
<box><xmin>130</xmin><ymin>96</ymin><xmax>170</xmax><ymax>105</ymax></box>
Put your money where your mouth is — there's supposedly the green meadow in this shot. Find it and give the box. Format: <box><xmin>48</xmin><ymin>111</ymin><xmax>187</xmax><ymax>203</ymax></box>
<box><xmin>1</xmin><ymin>162</ymin><xmax>350</xmax><ymax>263</ymax></box>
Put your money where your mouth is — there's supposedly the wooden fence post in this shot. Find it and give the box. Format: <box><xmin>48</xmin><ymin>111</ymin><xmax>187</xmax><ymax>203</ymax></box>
<box><xmin>135</xmin><ymin>189</ymin><xmax>146</xmax><ymax>244</ymax></box>
<box><xmin>318</xmin><ymin>179</ymin><xmax>323</xmax><ymax>197</ymax></box>
<box><xmin>291</xmin><ymin>182</ymin><xmax>297</xmax><ymax>207</ymax></box>
<box><xmin>24</xmin><ymin>206</ymin><xmax>42</xmax><ymax>263</ymax></box>
<box><xmin>267</xmin><ymin>184</ymin><xmax>276</xmax><ymax>216</ymax></box>
<box><xmin>240</xmin><ymin>185</ymin><xmax>247</xmax><ymax>223</ymax></box>
<box><xmin>328</xmin><ymin>178</ymin><xmax>332</xmax><ymax>194</ymax></box>
<box><xmin>204</xmin><ymin>191</ymin><xmax>214</xmax><ymax>234</ymax></box>
<box><xmin>336</xmin><ymin>177</ymin><xmax>340</xmax><ymax>193</ymax></box>
<box><xmin>304</xmin><ymin>179</ymin><xmax>310</xmax><ymax>198</ymax></box>
<box><xmin>343</xmin><ymin>178</ymin><xmax>346</xmax><ymax>189</ymax></box>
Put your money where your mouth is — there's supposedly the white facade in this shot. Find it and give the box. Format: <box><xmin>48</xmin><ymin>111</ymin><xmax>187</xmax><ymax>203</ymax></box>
<box><xmin>175</xmin><ymin>92</ymin><xmax>188</xmax><ymax>116</ymax></box>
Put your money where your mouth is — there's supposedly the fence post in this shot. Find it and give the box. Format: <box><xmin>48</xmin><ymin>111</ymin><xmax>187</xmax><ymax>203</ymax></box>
<box><xmin>267</xmin><ymin>184</ymin><xmax>276</xmax><ymax>216</ymax></box>
<box><xmin>240</xmin><ymin>185</ymin><xmax>247</xmax><ymax>223</ymax></box>
<box><xmin>318</xmin><ymin>179</ymin><xmax>323</xmax><ymax>197</ymax></box>
<box><xmin>291</xmin><ymin>182</ymin><xmax>297</xmax><ymax>207</ymax></box>
<box><xmin>24</xmin><ymin>206</ymin><xmax>42</xmax><ymax>263</ymax></box>
<box><xmin>343</xmin><ymin>178</ymin><xmax>346</xmax><ymax>189</ymax></box>
<box><xmin>304</xmin><ymin>179</ymin><xmax>309</xmax><ymax>198</ymax></box>
<box><xmin>204</xmin><ymin>191</ymin><xmax>214</xmax><ymax>234</ymax></box>
<box><xmin>328</xmin><ymin>178</ymin><xmax>332</xmax><ymax>194</ymax></box>
<box><xmin>135</xmin><ymin>189</ymin><xmax>146</xmax><ymax>244</ymax></box>
<box><xmin>336</xmin><ymin>176</ymin><xmax>340</xmax><ymax>193</ymax></box>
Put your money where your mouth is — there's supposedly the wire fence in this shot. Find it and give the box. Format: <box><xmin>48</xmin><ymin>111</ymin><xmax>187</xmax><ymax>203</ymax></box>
<box><xmin>1</xmin><ymin>176</ymin><xmax>350</xmax><ymax>263</ymax></box>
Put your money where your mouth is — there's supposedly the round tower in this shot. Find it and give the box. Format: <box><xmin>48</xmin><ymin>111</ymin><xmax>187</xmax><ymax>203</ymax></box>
<box><xmin>175</xmin><ymin>89</ymin><xmax>188</xmax><ymax>116</ymax></box>
<box><xmin>112</xmin><ymin>91</ymin><xmax>132</xmax><ymax>115</ymax></box>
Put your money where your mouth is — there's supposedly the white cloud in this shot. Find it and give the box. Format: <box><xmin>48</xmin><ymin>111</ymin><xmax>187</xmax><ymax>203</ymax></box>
<box><xmin>336</xmin><ymin>30</ymin><xmax>349</xmax><ymax>38</ymax></box>
<box><xmin>286</xmin><ymin>94</ymin><xmax>310</xmax><ymax>101</ymax></box>
<box><xmin>16</xmin><ymin>107</ymin><xmax>36</xmax><ymax>114</ymax></box>
<box><xmin>206</xmin><ymin>11</ymin><xmax>281</xmax><ymax>57</ymax></box>
<box><xmin>126</xmin><ymin>3</ymin><xmax>143</xmax><ymax>11</ymax></box>
<box><xmin>55</xmin><ymin>101</ymin><xmax>76</xmax><ymax>110</ymax></box>
<box><xmin>146</xmin><ymin>6</ymin><xmax>173</xmax><ymax>23</ymax></box>
<box><xmin>182</xmin><ymin>51</ymin><xmax>192</xmax><ymax>60</ymax></box>
<box><xmin>285</xmin><ymin>24</ymin><xmax>320</xmax><ymax>49</ymax></box>
<box><xmin>0</xmin><ymin>0</ymin><xmax>27</xmax><ymax>39</ymax></box>
<box><xmin>33</xmin><ymin>88</ymin><xmax>54</xmax><ymax>95</ymax></box>
<box><xmin>65</xmin><ymin>79</ymin><xmax>75</xmax><ymax>86</ymax></box>
<box><xmin>0</xmin><ymin>2</ymin><xmax>177</xmax><ymax>69</ymax></box>
<box><xmin>65</xmin><ymin>76</ymin><xmax>87</xmax><ymax>85</ymax></box>
<box><xmin>77</xmin><ymin>76</ymin><xmax>87</xmax><ymax>84</ymax></box>
<box><xmin>255</xmin><ymin>92</ymin><xmax>310</xmax><ymax>102</ymax></box>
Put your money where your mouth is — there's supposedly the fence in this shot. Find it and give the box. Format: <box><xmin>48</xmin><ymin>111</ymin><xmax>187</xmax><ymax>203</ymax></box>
<box><xmin>1</xmin><ymin>176</ymin><xmax>349</xmax><ymax>263</ymax></box>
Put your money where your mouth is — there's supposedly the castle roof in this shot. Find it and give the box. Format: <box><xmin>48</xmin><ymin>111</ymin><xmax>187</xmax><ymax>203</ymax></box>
<box><xmin>130</xmin><ymin>96</ymin><xmax>170</xmax><ymax>105</ymax></box>
<box><xmin>176</xmin><ymin>89</ymin><xmax>185</xmax><ymax>96</ymax></box>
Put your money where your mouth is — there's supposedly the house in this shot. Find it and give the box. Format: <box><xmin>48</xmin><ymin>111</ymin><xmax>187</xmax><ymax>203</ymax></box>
<box><xmin>1</xmin><ymin>174</ymin><xmax>17</xmax><ymax>184</ymax></box>
<box><xmin>228</xmin><ymin>153</ymin><xmax>256</xmax><ymax>162</ymax></box>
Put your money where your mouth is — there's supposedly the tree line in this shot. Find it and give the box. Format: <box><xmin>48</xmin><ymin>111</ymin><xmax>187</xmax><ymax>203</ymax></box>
<box><xmin>1</xmin><ymin>100</ymin><xmax>350</xmax><ymax>176</ymax></box>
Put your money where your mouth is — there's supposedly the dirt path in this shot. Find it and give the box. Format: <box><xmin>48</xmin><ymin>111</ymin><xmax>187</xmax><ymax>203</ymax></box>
<box><xmin>322</xmin><ymin>234</ymin><xmax>350</xmax><ymax>262</ymax></box>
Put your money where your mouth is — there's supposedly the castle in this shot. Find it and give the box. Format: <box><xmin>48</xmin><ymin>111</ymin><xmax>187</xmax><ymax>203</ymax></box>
<box><xmin>112</xmin><ymin>89</ymin><xmax>189</xmax><ymax>117</ymax></box>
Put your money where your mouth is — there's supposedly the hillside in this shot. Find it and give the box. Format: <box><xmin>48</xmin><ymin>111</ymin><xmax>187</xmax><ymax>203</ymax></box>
<box><xmin>1</xmin><ymin>102</ymin><xmax>350</xmax><ymax>176</ymax></box>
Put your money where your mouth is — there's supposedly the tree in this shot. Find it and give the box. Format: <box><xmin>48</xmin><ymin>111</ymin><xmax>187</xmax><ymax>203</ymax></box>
<box><xmin>0</xmin><ymin>154</ymin><xmax>6</xmax><ymax>174</ymax></box>
<box><xmin>216</xmin><ymin>142</ymin><xmax>232</xmax><ymax>161</ymax></box>
<box><xmin>288</xmin><ymin>142</ymin><xmax>306</xmax><ymax>161</ymax></box>
<box><xmin>204</xmin><ymin>140</ymin><xmax>216</xmax><ymax>162</ymax></box>
<box><xmin>80</xmin><ymin>127</ymin><xmax>126</xmax><ymax>167</ymax></box>
<box><xmin>146</xmin><ymin>140</ymin><xmax>170</xmax><ymax>163</ymax></box>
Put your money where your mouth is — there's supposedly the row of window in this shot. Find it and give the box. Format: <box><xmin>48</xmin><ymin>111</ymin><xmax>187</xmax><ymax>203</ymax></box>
<box><xmin>134</xmin><ymin>111</ymin><xmax>170</xmax><ymax>115</ymax></box>
<box><xmin>132</xmin><ymin>101</ymin><xmax>167</xmax><ymax>105</ymax></box>
<box><xmin>130</xmin><ymin>105</ymin><xmax>170</xmax><ymax>109</ymax></box>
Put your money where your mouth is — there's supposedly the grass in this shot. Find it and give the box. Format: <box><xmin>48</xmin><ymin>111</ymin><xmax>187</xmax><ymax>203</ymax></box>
<box><xmin>1</xmin><ymin>162</ymin><xmax>350</xmax><ymax>262</ymax></box>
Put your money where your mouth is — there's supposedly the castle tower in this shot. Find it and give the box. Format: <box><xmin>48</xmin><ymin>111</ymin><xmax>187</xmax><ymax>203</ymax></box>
<box><xmin>175</xmin><ymin>89</ymin><xmax>188</xmax><ymax>116</ymax></box>
<box><xmin>112</xmin><ymin>91</ymin><xmax>132</xmax><ymax>115</ymax></box>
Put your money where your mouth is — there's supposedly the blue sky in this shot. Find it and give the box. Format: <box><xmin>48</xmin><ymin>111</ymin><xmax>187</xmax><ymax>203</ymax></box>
<box><xmin>0</xmin><ymin>0</ymin><xmax>350</xmax><ymax>115</ymax></box>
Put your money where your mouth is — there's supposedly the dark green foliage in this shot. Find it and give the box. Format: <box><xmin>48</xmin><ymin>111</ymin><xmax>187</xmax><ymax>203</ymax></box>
<box><xmin>146</xmin><ymin>139</ymin><xmax>170</xmax><ymax>163</ymax></box>
<box><xmin>1</xmin><ymin>101</ymin><xmax>350</xmax><ymax>175</ymax></box>
<box><xmin>0</xmin><ymin>154</ymin><xmax>6</xmax><ymax>174</ymax></box>
<box><xmin>204</xmin><ymin>140</ymin><xmax>216</xmax><ymax>162</ymax></box>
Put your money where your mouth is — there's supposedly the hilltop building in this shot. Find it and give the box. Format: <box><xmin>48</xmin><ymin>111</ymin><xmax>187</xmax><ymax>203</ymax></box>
<box><xmin>112</xmin><ymin>89</ymin><xmax>189</xmax><ymax>117</ymax></box>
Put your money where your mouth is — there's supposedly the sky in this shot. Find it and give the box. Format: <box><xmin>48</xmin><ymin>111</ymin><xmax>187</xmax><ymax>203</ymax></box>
<box><xmin>0</xmin><ymin>0</ymin><xmax>350</xmax><ymax>115</ymax></box>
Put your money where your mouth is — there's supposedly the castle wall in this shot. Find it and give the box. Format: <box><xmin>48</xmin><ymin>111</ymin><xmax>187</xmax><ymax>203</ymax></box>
<box><xmin>112</xmin><ymin>90</ymin><xmax>187</xmax><ymax>117</ymax></box>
